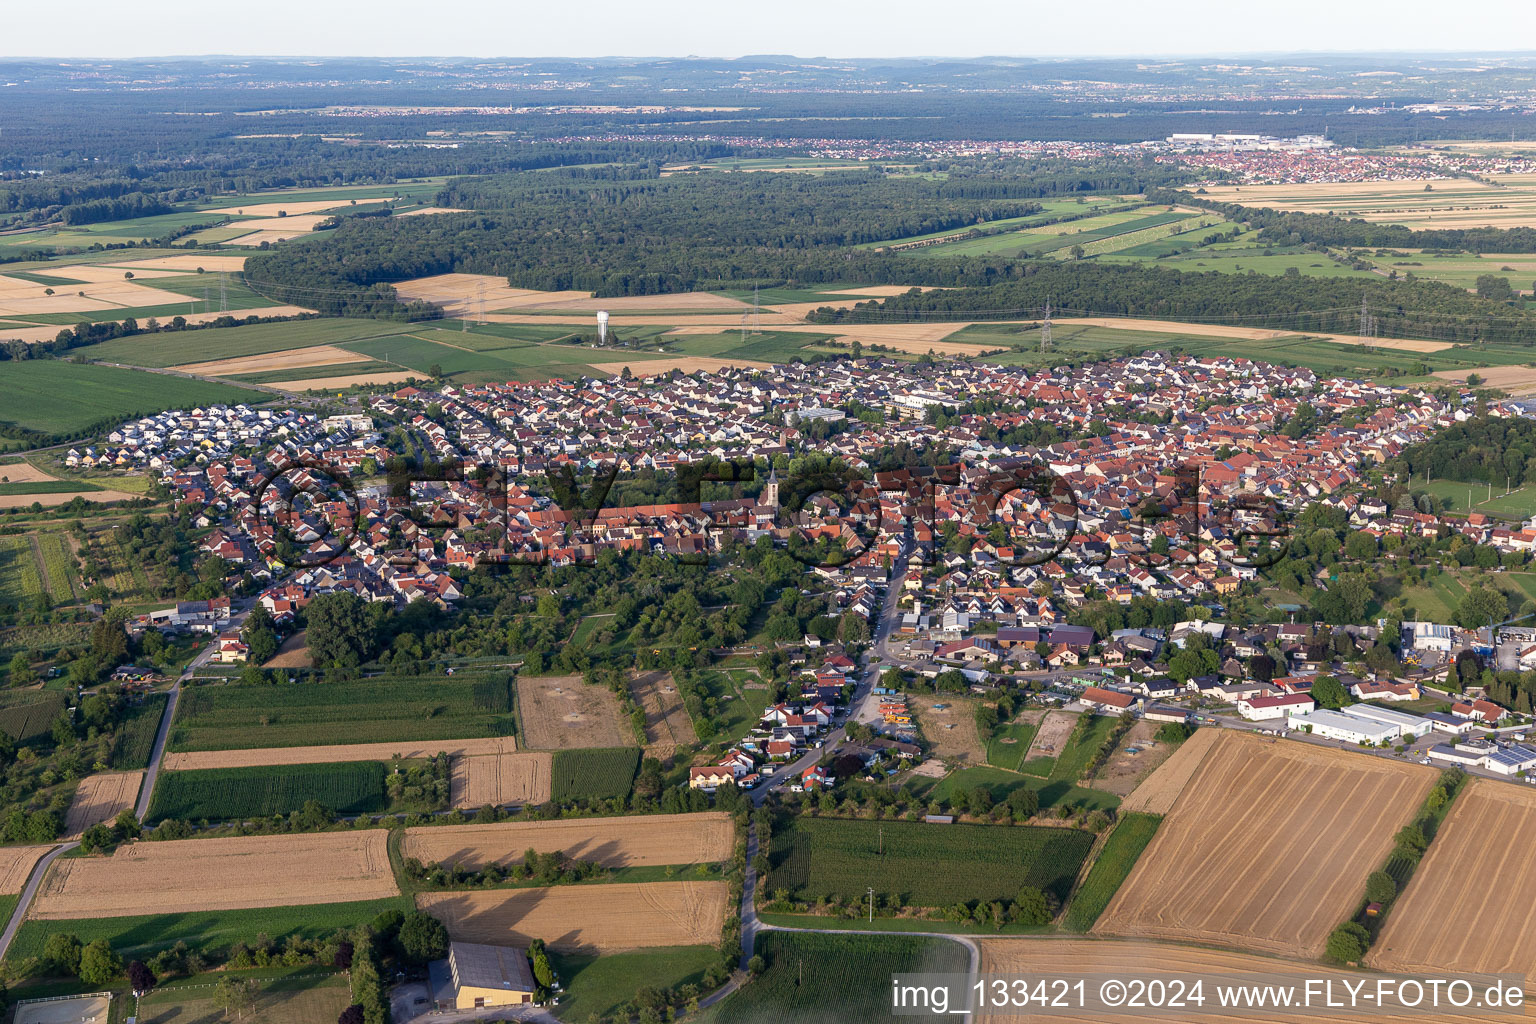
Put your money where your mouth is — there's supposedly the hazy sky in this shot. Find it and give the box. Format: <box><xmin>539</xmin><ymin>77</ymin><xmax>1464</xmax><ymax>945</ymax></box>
<box><xmin>5</xmin><ymin>0</ymin><xmax>1534</xmax><ymax>59</ymax></box>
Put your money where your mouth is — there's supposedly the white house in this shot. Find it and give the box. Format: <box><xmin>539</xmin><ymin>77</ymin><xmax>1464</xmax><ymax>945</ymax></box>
<box><xmin>1237</xmin><ymin>693</ymin><xmax>1315</xmax><ymax>721</ymax></box>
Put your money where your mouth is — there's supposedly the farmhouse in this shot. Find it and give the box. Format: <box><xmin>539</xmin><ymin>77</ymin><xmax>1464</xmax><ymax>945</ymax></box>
<box><xmin>433</xmin><ymin>941</ymin><xmax>537</xmax><ymax>1009</ymax></box>
<box><xmin>1080</xmin><ymin>686</ymin><xmax>1138</xmax><ymax>712</ymax></box>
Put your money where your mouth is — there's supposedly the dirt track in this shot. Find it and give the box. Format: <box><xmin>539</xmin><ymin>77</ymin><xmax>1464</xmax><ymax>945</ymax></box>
<box><xmin>30</xmin><ymin>830</ymin><xmax>397</xmax><ymax>918</ymax></box>
<box><xmin>1094</xmin><ymin>731</ymin><xmax>1433</xmax><ymax>957</ymax></box>
<box><xmin>403</xmin><ymin>811</ymin><xmax>733</xmax><ymax>870</ymax></box>
<box><xmin>1370</xmin><ymin>780</ymin><xmax>1536</xmax><ymax>977</ymax></box>
<box><xmin>417</xmin><ymin>880</ymin><xmax>729</xmax><ymax>952</ymax></box>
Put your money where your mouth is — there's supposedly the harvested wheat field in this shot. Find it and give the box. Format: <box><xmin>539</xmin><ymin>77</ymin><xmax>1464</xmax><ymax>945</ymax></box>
<box><xmin>0</xmin><ymin>489</ymin><xmax>140</xmax><ymax>509</ymax></box>
<box><xmin>1117</xmin><ymin>725</ymin><xmax>1220</xmax><ymax>814</ymax></box>
<box><xmin>519</xmin><ymin>293</ymin><xmax>750</xmax><ymax>314</ymax></box>
<box><xmin>627</xmin><ymin>670</ymin><xmax>698</xmax><ymax>757</ymax></box>
<box><xmin>517</xmin><ymin>675</ymin><xmax>635</xmax><ymax>750</ymax></box>
<box><xmin>590</xmin><ymin>357</ymin><xmax>774</xmax><ymax>376</ymax></box>
<box><xmin>223</xmin><ymin>199</ymin><xmax>396</xmax><ymax>218</ymax></box>
<box><xmin>392</xmin><ymin>273</ymin><xmax>590</xmax><ymax>316</ymax></box>
<box><xmin>0</xmin><ymin>846</ymin><xmax>53</xmax><ymax>894</ymax></box>
<box><xmin>976</xmin><ymin>939</ymin><xmax>1524</xmax><ymax>1024</ymax></box>
<box><xmin>1434</xmin><ymin>364</ymin><xmax>1536</xmax><ymax>394</ymax></box>
<box><xmin>451</xmin><ymin>750</ymin><xmax>552</xmax><ymax>808</ymax></box>
<box><xmin>269</xmin><ymin>372</ymin><xmax>421</xmax><ymax>391</ymax></box>
<box><xmin>171</xmin><ymin>344</ymin><xmax>371</xmax><ymax>376</ymax></box>
<box><xmin>911</xmin><ymin>695</ymin><xmax>985</xmax><ymax>764</ymax></box>
<box><xmin>163</xmin><ymin>736</ymin><xmax>517</xmax><ymax>771</ymax></box>
<box><xmin>418</xmin><ymin>880</ymin><xmax>729</xmax><ymax>953</ymax></box>
<box><xmin>62</xmin><ymin>772</ymin><xmax>143</xmax><ymax>838</ymax></box>
<box><xmin>403</xmin><ymin>811</ymin><xmax>733</xmax><ymax>870</ymax></box>
<box><xmin>30</xmin><ymin>830</ymin><xmax>397</xmax><ymax>919</ymax></box>
<box><xmin>1095</xmin><ymin>732</ymin><xmax>1434</xmax><ymax>957</ymax></box>
<box><xmin>0</xmin><ymin>462</ymin><xmax>63</xmax><ymax>485</ymax></box>
<box><xmin>1370</xmin><ymin>780</ymin><xmax>1536</xmax><ymax>977</ymax></box>
<box><xmin>104</xmin><ymin>254</ymin><xmax>249</xmax><ymax>272</ymax></box>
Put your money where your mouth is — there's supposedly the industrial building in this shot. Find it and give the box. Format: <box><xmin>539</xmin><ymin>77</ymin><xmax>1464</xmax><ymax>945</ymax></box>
<box><xmin>1287</xmin><ymin>707</ymin><xmax>1399</xmax><ymax>745</ymax></box>
<box><xmin>431</xmin><ymin>941</ymin><xmax>537</xmax><ymax>1010</ymax></box>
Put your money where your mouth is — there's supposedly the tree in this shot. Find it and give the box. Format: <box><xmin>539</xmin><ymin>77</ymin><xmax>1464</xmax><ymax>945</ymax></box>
<box><xmin>530</xmin><ymin>937</ymin><xmax>555</xmax><ymax>989</ymax></box>
<box><xmin>215</xmin><ymin>976</ymin><xmax>258</xmax><ymax>1020</ymax></box>
<box><xmin>1311</xmin><ymin>675</ymin><xmax>1348</xmax><ymax>710</ymax></box>
<box><xmin>1006</xmin><ymin>786</ymin><xmax>1039</xmax><ymax>819</ymax></box>
<box><xmin>127</xmin><ymin>960</ymin><xmax>156</xmax><ymax>997</ymax></box>
<box><xmin>1475</xmin><ymin>274</ymin><xmax>1515</xmax><ymax>302</ymax></box>
<box><xmin>1395</xmin><ymin>822</ymin><xmax>1428</xmax><ymax>854</ymax></box>
<box><xmin>7</xmin><ymin>652</ymin><xmax>31</xmax><ymax>686</ymax></box>
<box><xmin>77</xmin><ymin>939</ymin><xmax>122</xmax><ymax>986</ymax></box>
<box><xmin>338</xmin><ymin>1006</ymin><xmax>366</xmax><ymax>1024</ymax></box>
<box><xmin>398</xmin><ymin>911</ymin><xmax>449</xmax><ymax>965</ymax></box>
<box><xmin>1456</xmin><ymin>585</ymin><xmax>1507</xmax><ymax>630</ymax></box>
<box><xmin>1014</xmin><ymin>886</ymin><xmax>1053</xmax><ymax>926</ymax></box>
<box><xmin>242</xmin><ymin>603</ymin><xmax>279</xmax><ymax>666</ymax></box>
<box><xmin>333</xmin><ymin>939</ymin><xmax>355</xmax><ymax>972</ymax></box>
<box><xmin>305</xmin><ymin>592</ymin><xmax>375</xmax><ymax>670</ymax></box>
<box><xmin>1326</xmin><ymin>922</ymin><xmax>1370</xmax><ymax>964</ymax></box>
<box><xmin>42</xmin><ymin>932</ymin><xmax>82</xmax><ymax>975</ymax></box>
<box><xmin>1365</xmin><ymin>870</ymin><xmax>1397</xmax><ymax>905</ymax></box>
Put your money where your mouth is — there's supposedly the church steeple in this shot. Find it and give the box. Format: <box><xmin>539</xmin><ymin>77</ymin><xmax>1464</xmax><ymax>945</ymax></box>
<box><xmin>762</xmin><ymin>465</ymin><xmax>779</xmax><ymax>508</ymax></box>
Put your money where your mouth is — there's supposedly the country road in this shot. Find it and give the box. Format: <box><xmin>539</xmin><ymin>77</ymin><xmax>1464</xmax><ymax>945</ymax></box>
<box><xmin>0</xmin><ymin>841</ymin><xmax>78</xmax><ymax>962</ymax></box>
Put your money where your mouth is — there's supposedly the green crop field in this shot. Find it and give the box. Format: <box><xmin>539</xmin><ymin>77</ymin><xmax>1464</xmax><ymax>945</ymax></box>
<box><xmin>1062</xmin><ymin>812</ymin><xmax>1162</xmax><ymax>932</ymax></box>
<box><xmin>0</xmin><ymin>361</ymin><xmax>264</xmax><ymax>435</ymax></box>
<box><xmin>550</xmin><ymin>747</ymin><xmax>641</xmax><ymax>803</ymax></box>
<box><xmin>708</xmin><ymin>931</ymin><xmax>968</xmax><ymax>1024</ymax></box>
<box><xmin>905</xmin><ymin>764</ymin><xmax>1121</xmax><ymax>814</ymax></box>
<box><xmin>167</xmin><ymin>674</ymin><xmax>515</xmax><ymax>751</ymax></box>
<box><xmin>112</xmin><ymin>694</ymin><xmax>167</xmax><ymax>769</ymax></box>
<box><xmin>0</xmin><ymin>536</ymin><xmax>44</xmax><ymax>604</ymax></box>
<box><xmin>0</xmin><ymin>480</ymin><xmax>104</xmax><ymax>496</ymax></box>
<box><xmin>5</xmin><ymin>896</ymin><xmax>410</xmax><ymax>962</ymax></box>
<box><xmin>228</xmin><ymin>360</ymin><xmax>400</xmax><ymax>385</ymax></box>
<box><xmin>0</xmin><ymin>690</ymin><xmax>66</xmax><ymax>744</ymax></box>
<box><xmin>551</xmin><ymin>946</ymin><xmax>720</xmax><ymax>1022</ymax></box>
<box><xmin>196</xmin><ymin>179</ymin><xmax>451</xmax><ymax>210</ymax></box>
<box><xmin>147</xmin><ymin>762</ymin><xmax>387</xmax><ymax>823</ymax></box>
<box><xmin>766</xmin><ymin>815</ymin><xmax>1093</xmax><ymax>906</ymax></box>
<box><xmin>135</xmin><ymin>969</ymin><xmax>353</xmax><ymax>1024</ymax></box>
<box><xmin>76</xmin><ymin>317</ymin><xmax>422</xmax><ymax>367</ymax></box>
<box><xmin>1050</xmin><ymin>713</ymin><xmax>1121</xmax><ymax>784</ymax></box>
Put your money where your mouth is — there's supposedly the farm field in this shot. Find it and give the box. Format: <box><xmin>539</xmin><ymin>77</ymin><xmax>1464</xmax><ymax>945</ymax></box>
<box><xmin>0</xmin><ymin>690</ymin><xmax>68</xmax><ymax>746</ymax></box>
<box><xmin>910</xmin><ymin>694</ymin><xmax>986</xmax><ymax>763</ymax></box>
<box><xmin>766</xmin><ymin>815</ymin><xmax>1093</xmax><ymax>906</ymax></box>
<box><xmin>1094</xmin><ymin>731</ymin><xmax>1434</xmax><ymax>957</ymax></box>
<box><xmin>516</xmin><ymin>674</ymin><xmax>636</xmax><ymax>750</ymax></box>
<box><xmin>417</xmin><ymin>880</ymin><xmax>729</xmax><ymax>953</ymax></box>
<box><xmin>450</xmin><ymin>749</ymin><xmax>552</xmax><ymax>807</ymax></box>
<box><xmin>1196</xmin><ymin>173</ymin><xmax>1536</xmax><ymax>229</ymax></box>
<box><xmin>1370</xmin><ymin>780</ymin><xmax>1536</xmax><ymax>977</ymax></box>
<box><xmin>710</xmin><ymin>931</ymin><xmax>968</xmax><ymax>1024</ymax></box>
<box><xmin>75</xmin><ymin>316</ymin><xmax>421</xmax><ymax>367</ymax></box>
<box><xmin>62</xmin><ymin>771</ymin><xmax>142</xmax><ymax>838</ymax></box>
<box><xmin>1365</xmin><ymin>251</ymin><xmax>1536</xmax><ymax>292</ymax></box>
<box><xmin>0</xmin><ymin>846</ymin><xmax>52</xmax><ymax>894</ymax></box>
<box><xmin>983</xmin><ymin>711</ymin><xmax>1039</xmax><ymax>771</ymax></box>
<box><xmin>167</xmin><ymin>674</ymin><xmax>516</xmax><ymax>751</ymax></box>
<box><xmin>29</xmin><ymin>830</ymin><xmax>397</xmax><ymax>918</ymax></box>
<box><xmin>0</xmin><ymin>360</ymin><xmax>264</xmax><ymax>436</ymax></box>
<box><xmin>549</xmin><ymin>747</ymin><xmax>641</xmax><ymax>803</ymax></box>
<box><xmin>552</xmin><ymin>946</ymin><xmax>721</xmax><ymax>1024</ymax></box>
<box><xmin>626</xmin><ymin>670</ymin><xmax>697</xmax><ymax>757</ymax></box>
<box><xmin>402</xmin><ymin>811</ymin><xmax>733</xmax><ymax>870</ymax></box>
<box><xmin>110</xmin><ymin>694</ymin><xmax>167</xmax><ymax>769</ymax></box>
<box><xmin>146</xmin><ymin>761</ymin><xmax>386</xmax><ymax>823</ymax></box>
<box><xmin>1087</xmin><ymin>719</ymin><xmax>1175</xmax><ymax>797</ymax></box>
<box><xmin>134</xmin><ymin>971</ymin><xmax>353</xmax><ymax>1024</ymax></box>
<box><xmin>1061</xmin><ymin>812</ymin><xmax>1162</xmax><ymax>932</ymax></box>
<box><xmin>1117</xmin><ymin>725</ymin><xmax>1220</xmax><ymax>814</ymax></box>
<box><xmin>908</xmin><ymin>764</ymin><xmax>1120</xmax><ymax>815</ymax></box>
<box><xmin>7</xmin><ymin>896</ymin><xmax>408</xmax><ymax>963</ymax></box>
<box><xmin>161</xmin><ymin>735</ymin><xmax>519</xmax><ymax>770</ymax></box>
<box><xmin>975</xmin><ymin>938</ymin><xmax>1515</xmax><ymax>1024</ymax></box>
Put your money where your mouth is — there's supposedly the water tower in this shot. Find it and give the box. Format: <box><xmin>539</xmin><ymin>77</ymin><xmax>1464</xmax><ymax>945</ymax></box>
<box><xmin>596</xmin><ymin>310</ymin><xmax>609</xmax><ymax>345</ymax></box>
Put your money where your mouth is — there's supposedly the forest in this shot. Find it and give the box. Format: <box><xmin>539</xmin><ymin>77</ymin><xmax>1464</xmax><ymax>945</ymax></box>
<box><xmin>1392</xmin><ymin>416</ymin><xmax>1536</xmax><ymax>486</ymax></box>
<box><xmin>809</xmin><ymin>262</ymin><xmax>1536</xmax><ymax>345</ymax></box>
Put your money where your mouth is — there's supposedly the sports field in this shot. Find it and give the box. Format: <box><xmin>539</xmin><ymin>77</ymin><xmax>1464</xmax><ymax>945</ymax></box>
<box><xmin>418</xmin><ymin>880</ymin><xmax>728</xmax><ymax>953</ymax></box>
<box><xmin>1095</xmin><ymin>731</ymin><xmax>1434</xmax><ymax>957</ymax></box>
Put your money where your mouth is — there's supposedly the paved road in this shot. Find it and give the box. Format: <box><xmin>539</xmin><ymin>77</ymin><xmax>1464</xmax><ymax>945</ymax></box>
<box><xmin>0</xmin><ymin>841</ymin><xmax>79</xmax><ymax>961</ymax></box>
